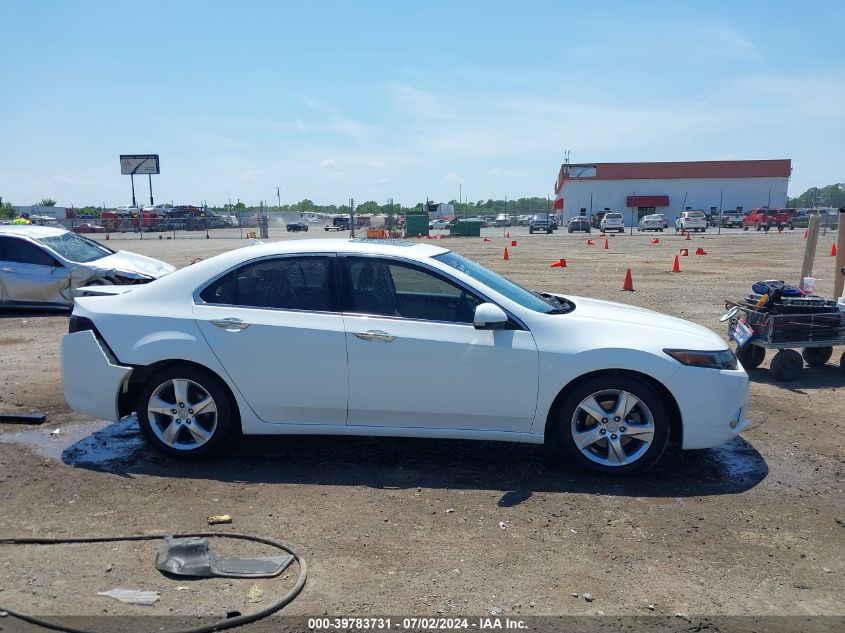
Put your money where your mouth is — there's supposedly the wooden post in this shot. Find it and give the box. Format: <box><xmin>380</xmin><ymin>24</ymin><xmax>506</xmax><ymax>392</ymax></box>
<box><xmin>834</xmin><ymin>207</ymin><xmax>845</xmax><ymax>299</ymax></box>
<box><xmin>799</xmin><ymin>212</ymin><xmax>821</xmax><ymax>291</ymax></box>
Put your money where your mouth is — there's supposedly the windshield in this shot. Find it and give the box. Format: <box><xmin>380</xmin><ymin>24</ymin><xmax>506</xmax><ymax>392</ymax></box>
<box><xmin>606</xmin><ymin>213</ymin><xmax>622</xmax><ymax>219</ymax></box>
<box><xmin>37</xmin><ymin>232</ymin><xmax>113</xmax><ymax>263</ymax></box>
<box><xmin>433</xmin><ymin>251</ymin><xmax>560</xmax><ymax>313</ymax></box>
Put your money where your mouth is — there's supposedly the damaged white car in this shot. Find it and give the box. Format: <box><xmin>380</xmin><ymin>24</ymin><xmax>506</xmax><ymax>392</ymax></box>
<box><xmin>0</xmin><ymin>225</ymin><xmax>175</xmax><ymax>309</ymax></box>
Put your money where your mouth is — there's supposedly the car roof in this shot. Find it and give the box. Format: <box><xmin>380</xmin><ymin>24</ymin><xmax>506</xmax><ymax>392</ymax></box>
<box><xmin>0</xmin><ymin>225</ymin><xmax>68</xmax><ymax>238</ymax></box>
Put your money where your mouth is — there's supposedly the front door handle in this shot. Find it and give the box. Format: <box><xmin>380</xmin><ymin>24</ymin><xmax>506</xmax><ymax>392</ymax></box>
<box><xmin>355</xmin><ymin>329</ymin><xmax>396</xmax><ymax>342</ymax></box>
<box><xmin>210</xmin><ymin>317</ymin><xmax>251</xmax><ymax>332</ymax></box>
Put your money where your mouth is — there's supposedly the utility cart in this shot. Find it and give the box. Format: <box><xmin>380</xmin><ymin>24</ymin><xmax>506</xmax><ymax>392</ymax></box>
<box><xmin>724</xmin><ymin>298</ymin><xmax>845</xmax><ymax>381</ymax></box>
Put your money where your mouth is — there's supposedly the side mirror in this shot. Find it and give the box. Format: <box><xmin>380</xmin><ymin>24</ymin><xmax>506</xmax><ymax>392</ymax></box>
<box><xmin>473</xmin><ymin>302</ymin><xmax>508</xmax><ymax>330</ymax></box>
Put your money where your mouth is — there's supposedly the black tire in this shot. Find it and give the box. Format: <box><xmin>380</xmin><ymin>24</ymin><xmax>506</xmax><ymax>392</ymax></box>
<box><xmin>743</xmin><ymin>225</ymin><xmax>749</xmax><ymax>231</ymax></box>
<box><xmin>529</xmin><ymin>228</ymin><xmax>533</xmax><ymax>234</ymax></box>
<box><xmin>787</xmin><ymin>222</ymin><xmax>794</xmax><ymax>230</ymax></box>
<box><xmin>136</xmin><ymin>365</ymin><xmax>237</xmax><ymax>460</ymax></box>
<box><xmin>802</xmin><ymin>346</ymin><xmax>833</xmax><ymax>367</ymax></box>
<box><xmin>736</xmin><ymin>344</ymin><xmax>765</xmax><ymax>370</ymax></box>
<box><xmin>769</xmin><ymin>349</ymin><xmax>803</xmax><ymax>382</ymax></box>
<box><xmin>840</xmin><ymin>351</ymin><xmax>845</xmax><ymax>374</ymax></box>
<box><xmin>553</xmin><ymin>374</ymin><xmax>671</xmax><ymax>476</ymax></box>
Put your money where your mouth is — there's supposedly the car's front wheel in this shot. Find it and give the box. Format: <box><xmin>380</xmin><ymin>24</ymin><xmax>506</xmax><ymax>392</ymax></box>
<box><xmin>554</xmin><ymin>375</ymin><xmax>670</xmax><ymax>475</ymax></box>
<box><xmin>137</xmin><ymin>366</ymin><xmax>236</xmax><ymax>459</ymax></box>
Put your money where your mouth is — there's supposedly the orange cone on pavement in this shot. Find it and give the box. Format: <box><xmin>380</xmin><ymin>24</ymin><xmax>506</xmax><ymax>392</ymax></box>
<box><xmin>651</xmin><ymin>237</ymin><xmax>659</xmax><ymax>244</ymax></box>
<box><xmin>680</xmin><ymin>248</ymin><xmax>689</xmax><ymax>257</ymax></box>
<box><xmin>600</xmin><ymin>231</ymin><xmax>606</xmax><ymax>237</ymax></box>
<box><xmin>777</xmin><ymin>226</ymin><xmax>783</xmax><ymax>234</ymax></box>
<box><xmin>685</xmin><ymin>232</ymin><xmax>691</xmax><ymax>241</ymax></box>
<box><xmin>832</xmin><ymin>243</ymin><xmax>838</xmax><ymax>256</ymax></box>
<box><xmin>803</xmin><ymin>230</ymin><xmax>808</xmax><ymax>239</ymax></box>
<box><xmin>695</xmin><ymin>247</ymin><xmax>708</xmax><ymax>255</ymax></box>
<box><xmin>550</xmin><ymin>258</ymin><xmax>567</xmax><ymax>268</ymax></box>
<box><xmin>604</xmin><ymin>238</ymin><xmax>609</xmax><ymax>249</ymax></box>
<box><xmin>483</xmin><ymin>237</ymin><xmax>491</xmax><ymax>243</ymax></box>
<box><xmin>672</xmin><ymin>255</ymin><xmax>681</xmax><ymax>272</ymax></box>
<box><xmin>587</xmin><ymin>239</ymin><xmax>596</xmax><ymax>246</ymax></box>
<box><xmin>511</xmin><ymin>240</ymin><xmax>517</xmax><ymax>247</ymax></box>
<box><xmin>105</xmin><ymin>233</ymin><xmax>109</xmax><ymax>240</ymax></box>
<box><xmin>503</xmin><ymin>247</ymin><xmax>510</xmax><ymax>260</ymax></box>
<box><xmin>622</xmin><ymin>268</ymin><xmax>634</xmax><ymax>291</ymax></box>
<box><xmin>506</xmin><ymin>231</ymin><xmax>511</xmax><ymax>238</ymax></box>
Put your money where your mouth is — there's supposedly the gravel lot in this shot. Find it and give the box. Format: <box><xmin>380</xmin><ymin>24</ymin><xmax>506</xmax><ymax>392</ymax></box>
<box><xmin>0</xmin><ymin>227</ymin><xmax>843</xmax><ymax>622</ymax></box>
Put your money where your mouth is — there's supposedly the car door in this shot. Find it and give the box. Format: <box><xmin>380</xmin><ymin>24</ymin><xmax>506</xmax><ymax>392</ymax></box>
<box><xmin>0</xmin><ymin>236</ymin><xmax>70</xmax><ymax>307</ymax></box>
<box><xmin>341</xmin><ymin>255</ymin><xmax>539</xmax><ymax>433</ymax></box>
<box><xmin>193</xmin><ymin>254</ymin><xmax>348</xmax><ymax>425</ymax></box>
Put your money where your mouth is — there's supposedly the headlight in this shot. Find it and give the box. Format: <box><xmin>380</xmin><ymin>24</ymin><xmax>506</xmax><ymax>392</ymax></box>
<box><xmin>664</xmin><ymin>348</ymin><xmax>738</xmax><ymax>370</ymax></box>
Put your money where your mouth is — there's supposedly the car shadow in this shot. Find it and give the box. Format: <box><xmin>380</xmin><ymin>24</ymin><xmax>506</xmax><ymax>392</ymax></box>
<box><xmin>60</xmin><ymin>418</ymin><xmax>768</xmax><ymax>499</ymax></box>
<box><xmin>0</xmin><ymin>308</ymin><xmax>69</xmax><ymax>318</ymax></box>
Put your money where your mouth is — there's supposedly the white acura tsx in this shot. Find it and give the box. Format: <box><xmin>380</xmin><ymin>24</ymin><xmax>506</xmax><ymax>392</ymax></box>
<box><xmin>61</xmin><ymin>239</ymin><xmax>749</xmax><ymax>475</ymax></box>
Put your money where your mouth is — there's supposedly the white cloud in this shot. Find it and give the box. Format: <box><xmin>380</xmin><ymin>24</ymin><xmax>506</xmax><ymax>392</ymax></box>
<box><xmin>444</xmin><ymin>172</ymin><xmax>461</xmax><ymax>182</ymax></box>
<box><xmin>320</xmin><ymin>158</ymin><xmax>337</xmax><ymax>168</ymax></box>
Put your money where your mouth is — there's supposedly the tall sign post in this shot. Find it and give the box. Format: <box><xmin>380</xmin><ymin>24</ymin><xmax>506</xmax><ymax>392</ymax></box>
<box><xmin>120</xmin><ymin>155</ymin><xmax>160</xmax><ymax>207</ymax></box>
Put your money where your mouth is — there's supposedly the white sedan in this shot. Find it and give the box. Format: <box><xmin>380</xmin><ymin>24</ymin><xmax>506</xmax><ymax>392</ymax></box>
<box><xmin>429</xmin><ymin>219</ymin><xmax>449</xmax><ymax>230</ymax></box>
<box><xmin>61</xmin><ymin>239</ymin><xmax>749</xmax><ymax>475</ymax></box>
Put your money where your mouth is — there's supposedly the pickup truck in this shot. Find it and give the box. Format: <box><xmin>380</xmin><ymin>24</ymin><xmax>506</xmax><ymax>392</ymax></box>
<box><xmin>713</xmin><ymin>210</ymin><xmax>744</xmax><ymax>228</ymax></box>
<box><xmin>742</xmin><ymin>208</ymin><xmax>791</xmax><ymax>231</ymax></box>
<box><xmin>528</xmin><ymin>214</ymin><xmax>554</xmax><ymax>234</ymax></box>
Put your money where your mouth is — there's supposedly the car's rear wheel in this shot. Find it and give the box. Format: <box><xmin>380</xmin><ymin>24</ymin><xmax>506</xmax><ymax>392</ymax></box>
<box><xmin>554</xmin><ymin>375</ymin><xmax>670</xmax><ymax>475</ymax></box>
<box><xmin>137</xmin><ymin>366</ymin><xmax>236</xmax><ymax>459</ymax></box>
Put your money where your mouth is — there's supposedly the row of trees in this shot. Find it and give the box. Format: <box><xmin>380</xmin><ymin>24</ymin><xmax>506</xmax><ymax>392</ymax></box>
<box><xmin>787</xmin><ymin>183</ymin><xmax>844</xmax><ymax>209</ymax></box>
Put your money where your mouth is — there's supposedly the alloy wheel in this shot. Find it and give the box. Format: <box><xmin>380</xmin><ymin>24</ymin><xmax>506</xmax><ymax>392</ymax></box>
<box><xmin>570</xmin><ymin>389</ymin><xmax>655</xmax><ymax>467</ymax></box>
<box><xmin>146</xmin><ymin>378</ymin><xmax>218</xmax><ymax>450</ymax></box>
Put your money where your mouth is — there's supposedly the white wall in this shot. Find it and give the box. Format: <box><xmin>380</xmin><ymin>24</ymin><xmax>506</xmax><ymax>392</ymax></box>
<box><xmin>560</xmin><ymin>177</ymin><xmax>789</xmax><ymax>224</ymax></box>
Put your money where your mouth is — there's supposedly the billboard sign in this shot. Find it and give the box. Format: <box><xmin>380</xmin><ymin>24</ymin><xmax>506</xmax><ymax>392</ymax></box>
<box><xmin>120</xmin><ymin>154</ymin><xmax>160</xmax><ymax>175</ymax></box>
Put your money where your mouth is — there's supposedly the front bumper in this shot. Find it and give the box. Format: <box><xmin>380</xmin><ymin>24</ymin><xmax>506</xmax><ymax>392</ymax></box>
<box><xmin>664</xmin><ymin>366</ymin><xmax>750</xmax><ymax>449</ymax></box>
<box><xmin>61</xmin><ymin>331</ymin><xmax>132</xmax><ymax>421</ymax></box>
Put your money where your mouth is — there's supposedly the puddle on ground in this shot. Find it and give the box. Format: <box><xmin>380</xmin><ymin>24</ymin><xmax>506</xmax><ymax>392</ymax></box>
<box><xmin>708</xmin><ymin>436</ymin><xmax>768</xmax><ymax>480</ymax></box>
<box><xmin>0</xmin><ymin>416</ymin><xmax>146</xmax><ymax>467</ymax></box>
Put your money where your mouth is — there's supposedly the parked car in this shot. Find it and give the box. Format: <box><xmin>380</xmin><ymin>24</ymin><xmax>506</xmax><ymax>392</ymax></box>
<box><xmin>73</xmin><ymin>223</ymin><xmax>108</xmax><ymax>234</ymax></box>
<box><xmin>714</xmin><ymin>210</ymin><xmax>744</xmax><ymax>228</ymax></box>
<box><xmin>517</xmin><ymin>215</ymin><xmax>531</xmax><ymax>226</ymax></box>
<box><xmin>529</xmin><ymin>214</ymin><xmax>553</xmax><ymax>234</ymax></box>
<box><xmin>637</xmin><ymin>215</ymin><xmax>664</xmax><ymax>232</ymax></box>
<box><xmin>675</xmin><ymin>211</ymin><xmax>707</xmax><ymax>233</ymax></box>
<box><xmin>787</xmin><ymin>209</ymin><xmax>839</xmax><ymax>230</ymax></box>
<box><xmin>742</xmin><ymin>208</ymin><xmax>791</xmax><ymax>231</ymax></box>
<box><xmin>286</xmin><ymin>221</ymin><xmax>309</xmax><ymax>232</ymax></box>
<box><xmin>494</xmin><ymin>214</ymin><xmax>511</xmax><ymax>228</ymax></box>
<box><xmin>0</xmin><ymin>225</ymin><xmax>175</xmax><ymax>309</ymax></box>
<box><xmin>600</xmin><ymin>212</ymin><xmax>625</xmax><ymax>233</ymax></box>
<box><xmin>653</xmin><ymin>214</ymin><xmax>669</xmax><ymax>228</ymax></box>
<box><xmin>568</xmin><ymin>216</ymin><xmax>591</xmax><ymax>233</ymax></box>
<box><xmin>61</xmin><ymin>238</ymin><xmax>749</xmax><ymax>475</ymax></box>
<box><xmin>590</xmin><ymin>212</ymin><xmax>607</xmax><ymax>229</ymax></box>
<box><xmin>429</xmin><ymin>219</ymin><xmax>449</xmax><ymax>230</ymax></box>
<box><xmin>324</xmin><ymin>216</ymin><xmax>350</xmax><ymax>231</ymax></box>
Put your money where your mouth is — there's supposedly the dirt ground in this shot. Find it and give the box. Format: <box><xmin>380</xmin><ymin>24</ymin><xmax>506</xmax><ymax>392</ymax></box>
<box><xmin>0</xmin><ymin>227</ymin><xmax>843</xmax><ymax>625</ymax></box>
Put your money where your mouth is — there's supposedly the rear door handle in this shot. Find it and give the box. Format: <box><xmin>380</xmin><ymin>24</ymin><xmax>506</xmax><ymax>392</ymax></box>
<box><xmin>210</xmin><ymin>317</ymin><xmax>251</xmax><ymax>332</ymax></box>
<box><xmin>355</xmin><ymin>329</ymin><xmax>396</xmax><ymax>342</ymax></box>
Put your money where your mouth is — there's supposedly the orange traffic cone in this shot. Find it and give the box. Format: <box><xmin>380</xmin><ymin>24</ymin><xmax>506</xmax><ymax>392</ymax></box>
<box><xmin>695</xmin><ymin>247</ymin><xmax>708</xmax><ymax>255</ymax></box>
<box><xmin>511</xmin><ymin>240</ymin><xmax>517</xmax><ymax>247</ymax></box>
<box><xmin>685</xmin><ymin>232</ymin><xmax>691</xmax><ymax>241</ymax></box>
<box><xmin>506</xmin><ymin>231</ymin><xmax>511</xmax><ymax>238</ymax></box>
<box><xmin>672</xmin><ymin>255</ymin><xmax>681</xmax><ymax>272</ymax></box>
<box><xmin>587</xmin><ymin>239</ymin><xmax>596</xmax><ymax>246</ymax></box>
<box><xmin>604</xmin><ymin>238</ymin><xmax>609</xmax><ymax>249</ymax></box>
<box><xmin>622</xmin><ymin>268</ymin><xmax>634</xmax><ymax>291</ymax></box>
<box><xmin>600</xmin><ymin>231</ymin><xmax>606</xmax><ymax>237</ymax></box>
<box><xmin>832</xmin><ymin>243</ymin><xmax>838</xmax><ymax>256</ymax></box>
<box><xmin>803</xmin><ymin>230</ymin><xmax>808</xmax><ymax>239</ymax></box>
<box><xmin>777</xmin><ymin>226</ymin><xmax>783</xmax><ymax>234</ymax></box>
<box><xmin>105</xmin><ymin>233</ymin><xmax>109</xmax><ymax>240</ymax></box>
<box><xmin>550</xmin><ymin>258</ymin><xmax>567</xmax><ymax>268</ymax></box>
<box><xmin>483</xmin><ymin>237</ymin><xmax>491</xmax><ymax>243</ymax></box>
<box><xmin>680</xmin><ymin>248</ymin><xmax>689</xmax><ymax>257</ymax></box>
<box><xmin>651</xmin><ymin>237</ymin><xmax>659</xmax><ymax>244</ymax></box>
<box><xmin>503</xmin><ymin>247</ymin><xmax>510</xmax><ymax>260</ymax></box>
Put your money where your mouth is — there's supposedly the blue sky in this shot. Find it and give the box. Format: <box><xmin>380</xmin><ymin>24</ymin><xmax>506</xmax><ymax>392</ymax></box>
<box><xmin>1</xmin><ymin>0</ymin><xmax>843</xmax><ymax>208</ymax></box>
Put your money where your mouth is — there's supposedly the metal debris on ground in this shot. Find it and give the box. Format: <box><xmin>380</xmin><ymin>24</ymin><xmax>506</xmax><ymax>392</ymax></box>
<box><xmin>97</xmin><ymin>588</ymin><xmax>160</xmax><ymax>605</ymax></box>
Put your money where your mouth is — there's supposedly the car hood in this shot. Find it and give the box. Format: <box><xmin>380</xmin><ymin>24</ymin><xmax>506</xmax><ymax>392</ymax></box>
<box><xmin>90</xmin><ymin>250</ymin><xmax>176</xmax><ymax>279</ymax></box>
<box><xmin>553</xmin><ymin>294</ymin><xmax>727</xmax><ymax>350</ymax></box>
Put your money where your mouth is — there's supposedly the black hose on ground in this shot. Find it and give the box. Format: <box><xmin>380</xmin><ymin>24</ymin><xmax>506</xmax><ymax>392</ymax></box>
<box><xmin>0</xmin><ymin>532</ymin><xmax>307</xmax><ymax>633</ymax></box>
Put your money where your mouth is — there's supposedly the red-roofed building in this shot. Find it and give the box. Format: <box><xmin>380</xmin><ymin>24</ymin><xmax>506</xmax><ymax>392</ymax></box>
<box><xmin>553</xmin><ymin>159</ymin><xmax>791</xmax><ymax>225</ymax></box>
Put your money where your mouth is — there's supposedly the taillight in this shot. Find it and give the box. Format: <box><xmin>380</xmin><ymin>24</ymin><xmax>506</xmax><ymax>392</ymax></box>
<box><xmin>68</xmin><ymin>315</ymin><xmax>96</xmax><ymax>334</ymax></box>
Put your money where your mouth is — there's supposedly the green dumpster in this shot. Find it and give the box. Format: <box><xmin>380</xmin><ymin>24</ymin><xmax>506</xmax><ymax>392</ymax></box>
<box><xmin>450</xmin><ymin>217</ymin><xmax>482</xmax><ymax>237</ymax></box>
<box><xmin>404</xmin><ymin>210</ymin><xmax>429</xmax><ymax>237</ymax></box>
